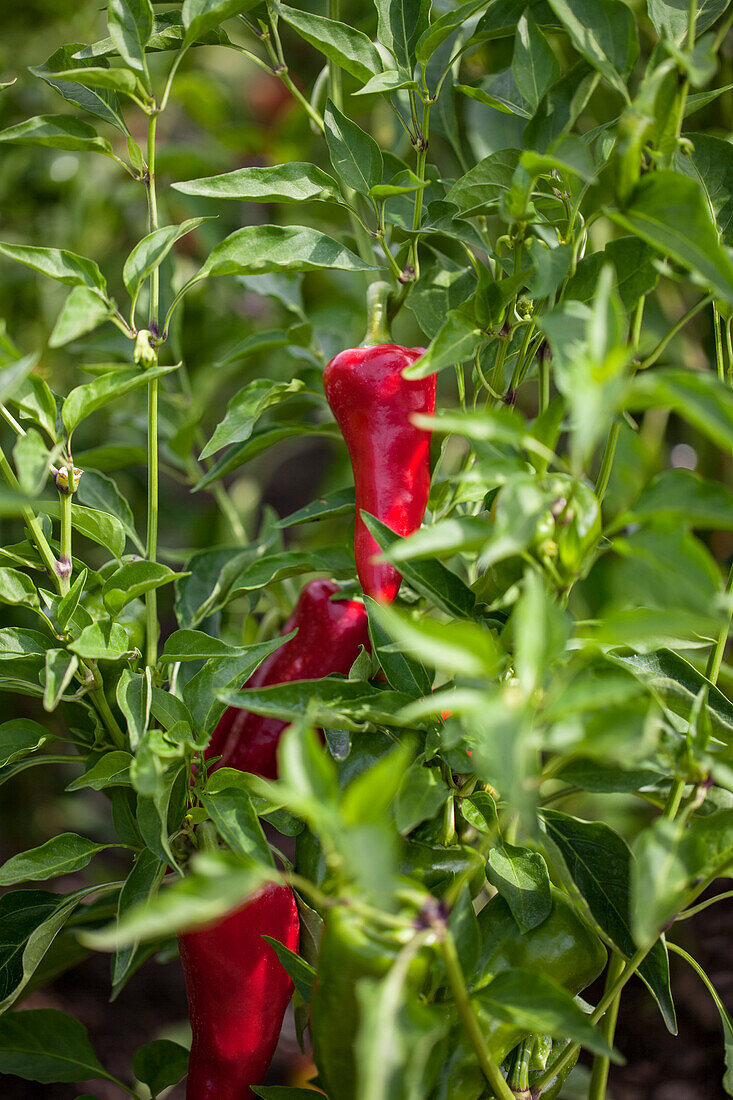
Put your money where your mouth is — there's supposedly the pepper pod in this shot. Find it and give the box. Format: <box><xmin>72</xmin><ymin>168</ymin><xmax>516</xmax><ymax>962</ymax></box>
<box><xmin>323</xmin><ymin>282</ymin><xmax>436</xmax><ymax>604</ymax></box>
<box><xmin>206</xmin><ymin>578</ymin><xmax>369</xmax><ymax>777</ymax></box>
<box><xmin>178</xmin><ymin>882</ymin><xmax>300</xmax><ymax>1100</ymax></box>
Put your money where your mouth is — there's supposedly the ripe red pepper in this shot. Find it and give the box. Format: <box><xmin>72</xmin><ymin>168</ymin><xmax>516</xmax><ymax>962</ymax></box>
<box><xmin>178</xmin><ymin>883</ymin><xmax>300</xmax><ymax>1100</ymax></box>
<box><xmin>206</xmin><ymin>578</ymin><xmax>369</xmax><ymax>777</ymax></box>
<box><xmin>323</xmin><ymin>336</ymin><xmax>435</xmax><ymax>604</ymax></box>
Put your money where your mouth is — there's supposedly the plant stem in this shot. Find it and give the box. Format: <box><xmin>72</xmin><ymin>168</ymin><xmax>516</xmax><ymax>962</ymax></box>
<box><xmin>587</xmin><ymin>953</ymin><xmax>626</xmax><ymax>1100</ymax></box>
<box><xmin>0</xmin><ymin>444</ymin><xmax>61</xmax><ymax>591</ymax></box>
<box><xmin>90</xmin><ymin>686</ymin><xmax>126</xmax><ymax>749</ymax></box>
<box><xmin>532</xmin><ymin>946</ymin><xmax>647</xmax><ymax>1093</ymax></box>
<box><xmin>639</xmin><ymin>295</ymin><xmax>711</xmax><ymax>370</ymax></box>
<box><xmin>594</xmin><ymin>422</ymin><xmax>620</xmax><ymax>503</ymax></box>
<box><xmin>441</xmin><ymin>930</ymin><xmax>515</xmax><ymax>1100</ymax></box>
<box><xmin>705</xmin><ymin>561</ymin><xmax>733</xmax><ymax>687</ymax></box>
<box><xmin>363</xmin><ymin>280</ymin><xmax>393</xmax><ymax>345</ymax></box>
<box><xmin>710</xmin><ymin>306</ymin><xmax>726</xmax><ymax>388</ymax></box>
<box><xmin>58</xmin><ymin>483</ymin><xmax>72</xmax><ymax>596</ymax></box>
<box><xmin>595</xmin><ymin>296</ymin><xmax>646</xmax><ymax>502</ymax></box>
<box><xmin>410</xmin><ymin>97</ymin><xmax>431</xmax><ymax>280</ymax></box>
<box><xmin>145</xmin><ymin>111</ymin><xmax>160</xmax><ymax>668</ymax></box>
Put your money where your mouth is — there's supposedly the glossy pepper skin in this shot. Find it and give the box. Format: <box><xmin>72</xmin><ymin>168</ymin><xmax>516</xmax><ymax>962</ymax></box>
<box><xmin>206</xmin><ymin>579</ymin><xmax>369</xmax><ymax>778</ymax></box>
<box><xmin>178</xmin><ymin>884</ymin><xmax>300</xmax><ymax>1100</ymax></box>
<box><xmin>323</xmin><ymin>344</ymin><xmax>435</xmax><ymax>603</ymax></box>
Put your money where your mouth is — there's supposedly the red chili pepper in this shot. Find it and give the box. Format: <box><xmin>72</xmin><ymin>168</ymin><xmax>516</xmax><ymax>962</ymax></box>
<box><xmin>206</xmin><ymin>578</ymin><xmax>369</xmax><ymax>777</ymax></box>
<box><xmin>178</xmin><ymin>883</ymin><xmax>300</xmax><ymax>1100</ymax></box>
<box><xmin>323</xmin><ymin>328</ymin><xmax>435</xmax><ymax>603</ymax></box>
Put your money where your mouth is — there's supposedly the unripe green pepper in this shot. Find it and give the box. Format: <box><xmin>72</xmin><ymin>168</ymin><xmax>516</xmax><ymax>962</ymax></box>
<box><xmin>432</xmin><ymin>888</ymin><xmax>605</xmax><ymax>1100</ymax></box>
<box><xmin>474</xmin><ymin>886</ymin><xmax>606</xmax><ymax>994</ymax></box>
<box><xmin>310</xmin><ymin>905</ymin><xmax>434</xmax><ymax>1100</ymax></box>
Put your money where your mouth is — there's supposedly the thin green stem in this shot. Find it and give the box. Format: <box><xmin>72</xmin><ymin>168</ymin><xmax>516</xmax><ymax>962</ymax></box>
<box><xmin>409</xmin><ymin>98</ymin><xmax>431</xmax><ymax>280</ymax></box>
<box><xmin>595</xmin><ymin>296</ymin><xmax>645</xmax><ymax>503</ymax></box>
<box><xmin>0</xmin><ymin>444</ymin><xmax>61</xmax><ymax>591</ymax></box>
<box><xmin>595</xmin><ymin>422</ymin><xmax>620</xmax><ymax>503</ymax></box>
<box><xmin>705</xmin><ymin>561</ymin><xmax>733</xmax><ymax>687</ymax></box>
<box><xmin>663</xmin><ymin>776</ymin><xmax>686</xmax><ymax>819</ymax></box>
<box><xmin>0</xmin><ymin>404</ymin><xmax>25</xmax><ymax>437</ymax></box>
<box><xmin>159</xmin><ymin>46</ymin><xmax>190</xmax><ymax>113</ymax></box>
<box><xmin>538</xmin><ymin>352</ymin><xmax>550</xmax><ymax>413</ymax></box>
<box><xmin>144</xmin><ymin>112</ymin><xmax>161</xmax><ymax>668</ymax></box>
<box><xmin>714</xmin><ymin>306</ymin><xmax>726</xmax><ymax>382</ymax></box>
<box><xmin>587</xmin><ymin>953</ymin><xmax>626</xmax><ymax>1100</ymax></box>
<box><xmin>441</xmin><ymin>931</ymin><xmax>515</xmax><ymax>1100</ymax></box>
<box><xmin>58</xmin><ymin>484</ymin><xmax>72</xmax><ymax>596</ymax></box>
<box><xmin>89</xmin><ymin>687</ymin><xmax>126</xmax><ymax>749</ymax></box>
<box><xmin>675</xmin><ymin>888</ymin><xmax>733</xmax><ymax>921</ymax></box>
<box><xmin>533</xmin><ymin>946</ymin><xmax>647</xmax><ymax>1093</ymax></box>
<box><xmin>639</xmin><ymin>295</ymin><xmax>711</xmax><ymax>370</ymax></box>
<box><xmin>146</xmin><ymin>379</ymin><xmax>159</xmax><ymax>667</ymax></box>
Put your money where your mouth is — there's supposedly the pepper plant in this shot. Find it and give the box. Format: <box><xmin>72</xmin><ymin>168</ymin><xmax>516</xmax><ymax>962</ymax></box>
<box><xmin>0</xmin><ymin>0</ymin><xmax>733</xmax><ymax>1098</ymax></box>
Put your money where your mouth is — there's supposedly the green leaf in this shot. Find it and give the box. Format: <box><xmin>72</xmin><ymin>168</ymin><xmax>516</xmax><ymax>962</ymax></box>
<box><xmin>123</xmin><ymin>217</ymin><xmax>214</xmax><ymax>303</ymax></box>
<box><xmin>197</xmin><ymin>225</ymin><xmax>375</xmax><ymax>279</ymax></box>
<box><xmin>394</xmin><ymin>762</ymin><xmax>448</xmax><ymax>833</ymax></box>
<box><xmin>512</xmin><ymin>12</ymin><xmax>560</xmax><ymax>112</ymax></box>
<box><xmin>112</xmin><ymin>849</ymin><xmax>165</xmax><ymax>999</ymax></box>
<box><xmin>0</xmin><ymin>834</ymin><xmax>109</xmax><ymax>886</ymax></box>
<box><xmin>37</xmin><ymin>500</ymin><xmax>127</xmax><ymax>560</ymax></box>
<box><xmin>366</xmin><ymin>597</ymin><xmax>433</xmax><ymax>697</ymax></box>
<box><xmin>513</xmin><ymin>569</ymin><xmax>570</xmax><ymax>695</ymax></box>
<box><xmin>199</xmin><ymin>786</ymin><xmax>274</xmax><ymax>866</ymax></box>
<box><xmin>108</xmin><ymin>0</ymin><xmax>154</xmax><ymax>72</ymax></box>
<box><xmin>0</xmin><ymin>243</ymin><xmax>106</xmax><ymax>293</ymax></box>
<box><xmin>199</xmin><ymin>378</ymin><xmax>305</xmax><ymax>459</ymax></box>
<box><xmin>103</xmin><ymin>561</ymin><xmax>178</xmax><ymax>616</ymax></box>
<box><xmin>0</xmin><ymin>720</ymin><xmax>50</xmax><ymax>767</ymax></box>
<box><xmin>183</xmin><ymin>0</ymin><xmax>262</xmax><ymax>44</ymax></box>
<box><xmin>43</xmin><ymin>650</ymin><xmax>79</xmax><ymax>712</ymax></box>
<box><xmin>542</xmin><ymin>810</ymin><xmax>677</xmax><ymax>1032</ymax></box>
<box><xmin>67</xmin><ymin>752</ymin><xmax>132</xmax><ymax>791</ymax></box>
<box><xmin>0</xmin><ymin>354</ymin><xmax>39</xmax><ymax>407</ymax></box>
<box><xmin>370</xmin><ymin>601</ymin><xmax>500</xmax><ymax>678</ymax></box>
<box><xmin>621</xmin><ymin>469</ymin><xmax>733</xmax><ymax>530</ymax></box>
<box><xmin>475</xmin><ymin>970</ymin><xmax>619</xmax><ymax>1058</ymax></box>
<box><xmin>173</xmin><ymin>163</ymin><xmax>342</xmax><ymax>205</ymax></box>
<box><xmin>325</xmin><ymin>100</ymin><xmax>383</xmax><ymax>197</ymax></box>
<box><xmin>627</xmin><ymin>369</ymin><xmax>733</xmax><ymax>455</ymax></box>
<box><xmin>82</xmin><ymin>852</ymin><xmax>267</xmax><ymax>947</ymax></box>
<box><xmin>49</xmin><ymin>67</ymin><xmax>142</xmax><ymax>96</ymax></box>
<box><xmin>404</xmin><ymin>311</ymin><xmax>481</xmax><ymax>378</ymax></box>
<box><xmin>375</xmin><ymin>0</ymin><xmax>431</xmax><ymax>70</ymax></box>
<box><xmin>0</xmin><ymin>629</ymin><xmax>49</xmax><ymax>661</ymax></box>
<box><xmin>76</xmin><ymin>469</ymin><xmax>143</xmax><ymax>554</ymax></box>
<box><xmin>446</xmin><ymin>149</ymin><xmax>521</xmax><ymax>214</ymax></box>
<box><xmin>62</xmin><ymin>362</ymin><xmax>179</xmax><ymax>436</ymax></box>
<box><xmin>354</xmin><ymin>70</ymin><xmax>418</xmax><ymax>96</ymax></box>
<box><xmin>49</xmin><ymin>287</ymin><xmax>113</xmax><ymax>349</ymax></box>
<box><xmin>415</xmin><ymin>0</ymin><xmax>491</xmax><ymax>65</ymax></box>
<box><xmin>486</xmin><ymin>843</ymin><xmax>552</xmax><ymax>933</ymax></box>
<box><xmin>0</xmin><ymin>568</ymin><xmax>39</xmax><ymax>610</ymax></box>
<box><xmin>13</xmin><ymin>429</ymin><xmax>49</xmax><ymax>496</ymax></box>
<box><xmin>261</xmin><ymin>938</ymin><xmax>316</xmax><ymax>1003</ymax></box>
<box><xmin>547</xmin><ymin>0</ymin><xmax>638</xmax><ymax>98</ymax></box>
<box><xmin>0</xmin><ymin>115</ymin><xmax>114</xmax><ymax>156</ymax></box>
<box><xmin>132</xmin><ymin>1040</ymin><xmax>188</xmax><ymax>1096</ymax></box>
<box><xmin>0</xmin><ymin>891</ymin><xmax>81</xmax><ymax>1012</ymax></box>
<box><xmin>183</xmin><ymin>636</ymin><xmax>291</xmax><ymax>736</ymax></box>
<box><xmin>609</xmin><ymin>171</ymin><xmax>733</xmax><ymax>304</ymax></box>
<box><xmin>116</xmin><ymin>671</ymin><xmax>150</xmax><ymax>750</ymax></box>
<box><xmin>69</xmin><ymin>621</ymin><xmax>133</xmax><ymax>661</ymax></box>
<box><xmin>0</xmin><ymin>1008</ymin><xmax>109</xmax><ymax>1083</ymax></box>
<box><xmin>276</xmin><ymin>4</ymin><xmax>383</xmax><ymax>82</ymax></box>
<box><xmin>564</xmin><ymin>236</ymin><xmax>659</xmax><ymax>312</ymax></box>
<box><xmin>226</xmin><ymin>547</ymin><xmax>356</xmax><ymax>597</ymax></box>
<box><xmin>632</xmin><ymin>810</ymin><xmax>733</xmax><ymax>947</ymax></box>
<box><xmin>362</xmin><ymin>513</ymin><xmax>478</xmax><ymax>619</ymax></box>
<box><xmin>161</xmin><ymin>629</ymin><xmax>283</xmax><ymax>663</ymax></box>
<box><xmin>676</xmin><ymin>133</ymin><xmax>733</xmax><ymax>248</ymax></box>
<box><xmin>276</xmin><ymin>486</ymin><xmax>355</xmax><ymax>528</ymax></box>
<box><xmin>193</xmin><ymin>423</ymin><xmax>340</xmax><ymax>490</ymax></box>
<box><xmin>648</xmin><ymin>0</ymin><xmax>731</xmax><ymax>42</ymax></box>
<box><xmin>30</xmin><ymin>46</ymin><xmax>129</xmax><ymax>135</ymax></box>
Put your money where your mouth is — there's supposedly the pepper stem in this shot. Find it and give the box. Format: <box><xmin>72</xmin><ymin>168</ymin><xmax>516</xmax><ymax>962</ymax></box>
<box><xmin>362</xmin><ymin>280</ymin><xmax>393</xmax><ymax>346</ymax></box>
